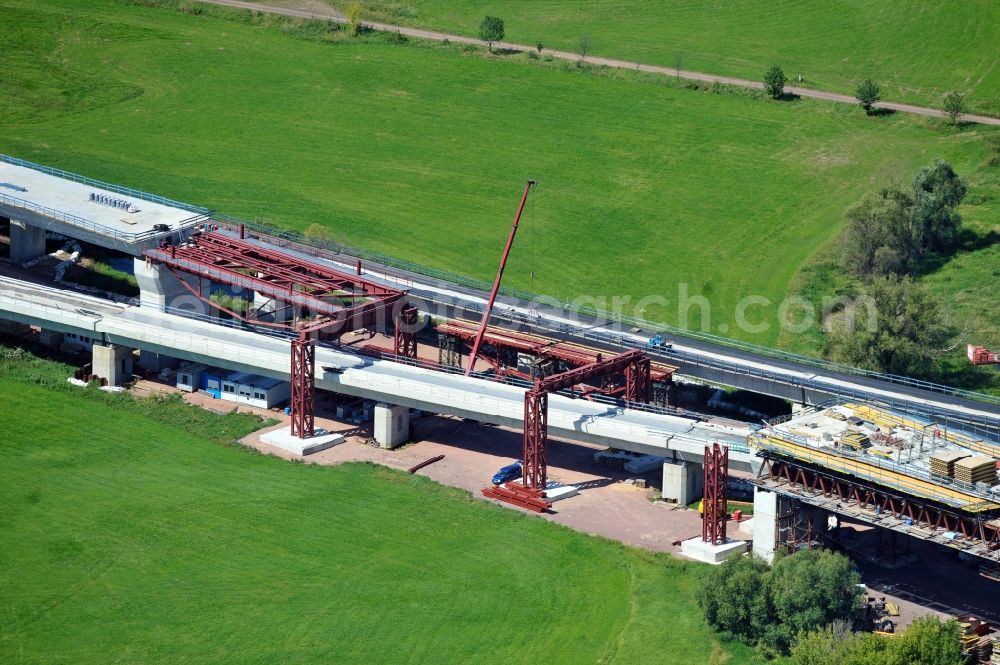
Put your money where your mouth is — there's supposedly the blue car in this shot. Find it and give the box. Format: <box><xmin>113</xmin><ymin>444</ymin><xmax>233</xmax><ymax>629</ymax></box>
<box><xmin>491</xmin><ymin>462</ymin><xmax>522</xmax><ymax>485</ymax></box>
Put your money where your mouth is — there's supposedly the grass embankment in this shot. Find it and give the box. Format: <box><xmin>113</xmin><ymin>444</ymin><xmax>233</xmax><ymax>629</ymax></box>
<box><xmin>1</xmin><ymin>0</ymin><xmax>998</xmax><ymax>392</ymax></box>
<box><xmin>322</xmin><ymin>0</ymin><xmax>1000</xmax><ymax>116</ymax></box>
<box><xmin>0</xmin><ymin>346</ymin><xmax>757</xmax><ymax>663</ymax></box>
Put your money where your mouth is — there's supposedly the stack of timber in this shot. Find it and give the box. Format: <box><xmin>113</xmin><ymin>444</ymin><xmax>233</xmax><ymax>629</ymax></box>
<box><xmin>840</xmin><ymin>431</ymin><xmax>869</xmax><ymax>451</ymax></box>
<box><xmin>954</xmin><ymin>456</ymin><xmax>998</xmax><ymax>485</ymax></box>
<box><xmin>930</xmin><ymin>451</ymin><xmax>970</xmax><ymax>478</ymax></box>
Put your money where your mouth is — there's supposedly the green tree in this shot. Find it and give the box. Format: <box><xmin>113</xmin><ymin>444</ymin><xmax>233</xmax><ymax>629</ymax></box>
<box><xmin>697</xmin><ymin>554</ymin><xmax>773</xmax><ymax>645</ymax></box>
<box><xmin>855</xmin><ymin>77</ymin><xmax>881</xmax><ymax>114</ymax></box>
<box><xmin>770</xmin><ymin>549</ymin><xmax>862</xmax><ymax>641</ymax></box>
<box><xmin>840</xmin><ymin>186</ymin><xmax>918</xmax><ymax>277</ymax></box>
<box><xmin>478</xmin><ymin>15</ymin><xmax>504</xmax><ymax>53</ymax></box>
<box><xmin>942</xmin><ymin>91</ymin><xmax>966</xmax><ymax>125</ymax></box>
<box><xmin>827</xmin><ymin>274</ymin><xmax>954</xmax><ymax>376</ymax></box>
<box><xmin>911</xmin><ymin>159</ymin><xmax>967</xmax><ymax>253</ymax></box>
<box><xmin>888</xmin><ymin>615</ymin><xmax>963</xmax><ymax>665</ymax></box>
<box><xmin>578</xmin><ymin>34</ymin><xmax>592</xmax><ymax>58</ymax></box>
<box><xmin>764</xmin><ymin>65</ymin><xmax>786</xmax><ymax>99</ymax></box>
<box><xmin>346</xmin><ymin>1</ymin><xmax>363</xmax><ymax>36</ymax></box>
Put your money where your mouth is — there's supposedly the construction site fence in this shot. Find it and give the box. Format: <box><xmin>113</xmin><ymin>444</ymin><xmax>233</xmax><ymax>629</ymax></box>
<box><xmin>212</xmin><ymin>214</ymin><xmax>1000</xmax><ymax>410</ymax></box>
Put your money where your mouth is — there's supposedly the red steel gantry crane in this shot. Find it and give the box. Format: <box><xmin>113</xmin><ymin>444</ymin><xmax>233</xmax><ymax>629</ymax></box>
<box><xmin>484</xmin><ymin>349</ymin><xmax>652</xmax><ymax>512</ymax></box>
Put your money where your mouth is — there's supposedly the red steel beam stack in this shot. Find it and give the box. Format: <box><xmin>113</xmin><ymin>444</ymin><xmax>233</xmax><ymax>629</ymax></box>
<box><xmin>703</xmin><ymin>443</ymin><xmax>729</xmax><ymax>545</ymax></box>
<box><xmin>482</xmin><ymin>481</ymin><xmax>552</xmax><ymax>513</ymax></box>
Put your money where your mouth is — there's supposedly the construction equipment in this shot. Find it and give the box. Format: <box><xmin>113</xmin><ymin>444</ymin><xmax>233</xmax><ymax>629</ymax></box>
<box><xmin>465</xmin><ymin>180</ymin><xmax>536</xmax><ymax>377</ymax></box>
<box><xmin>968</xmin><ymin>344</ymin><xmax>999</xmax><ymax>366</ymax></box>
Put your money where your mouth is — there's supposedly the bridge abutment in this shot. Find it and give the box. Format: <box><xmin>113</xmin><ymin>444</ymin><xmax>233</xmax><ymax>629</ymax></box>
<box><xmin>752</xmin><ymin>487</ymin><xmax>779</xmax><ymax>563</ymax></box>
<box><xmin>374</xmin><ymin>403</ymin><xmax>409</xmax><ymax>449</ymax></box>
<box><xmin>92</xmin><ymin>343</ymin><xmax>133</xmax><ymax>386</ymax></box>
<box><xmin>9</xmin><ymin>219</ymin><xmax>46</xmax><ymax>263</ymax></box>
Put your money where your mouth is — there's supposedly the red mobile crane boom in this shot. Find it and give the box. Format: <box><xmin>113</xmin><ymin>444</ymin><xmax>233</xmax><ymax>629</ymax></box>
<box><xmin>465</xmin><ymin>179</ymin><xmax>536</xmax><ymax>377</ymax></box>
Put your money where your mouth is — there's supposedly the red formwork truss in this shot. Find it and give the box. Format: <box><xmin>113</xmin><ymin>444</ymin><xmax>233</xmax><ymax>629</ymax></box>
<box><xmin>143</xmin><ymin>229</ymin><xmax>406</xmax><ymax>439</ymax></box>
<box><xmin>703</xmin><ymin>443</ymin><xmax>729</xmax><ymax>545</ymax></box>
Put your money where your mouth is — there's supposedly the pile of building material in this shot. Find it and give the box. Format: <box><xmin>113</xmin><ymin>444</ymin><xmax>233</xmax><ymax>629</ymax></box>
<box><xmin>930</xmin><ymin>451</ymin><xmax>970</xmax><ymax>478</ymax></box>
<box><xmin>954</xmin><ymin>456</ymin><xmax>998</xmax><ymax>485</ymax></box>
<box><xmin>840</xmin><ymin>431</ymin><xmax>869</xmax><ymax>451</ymax></box>
<box><xmin>482</xmin><ymin>482</ymin><xmax>552</xmax><ymax>513</ymax></box>
<box><xmin>991</xmin><ymin>634</ymin><xmax>1000</xmax><ymax>664</ymax></box>
<box><xmin>957</xmin><ymin>617</ymin><xmax>992</xmax><ymax>662</ymax></box>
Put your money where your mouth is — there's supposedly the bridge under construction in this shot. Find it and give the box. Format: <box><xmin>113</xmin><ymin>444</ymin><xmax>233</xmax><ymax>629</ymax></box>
<box><xmin>1</xmin><ymin>154</ymin><xmax>999</xmax><ymax>573</ymax></box>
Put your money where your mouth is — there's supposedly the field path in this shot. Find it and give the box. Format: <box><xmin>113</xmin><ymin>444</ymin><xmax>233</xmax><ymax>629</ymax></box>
<box><xmin>200</xmin><ymin>0</ymin><xmax>1000</xmax><ymax>126</ymax></box>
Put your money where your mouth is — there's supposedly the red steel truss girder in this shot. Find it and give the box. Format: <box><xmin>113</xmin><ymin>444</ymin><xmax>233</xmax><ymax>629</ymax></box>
<box><xmin>537</xmin><ymin>349</ymin><xmax>647</xmax><ymax>393</ymax></box>
<box><xmin>144</xmin><ymin>233</ymin><xmax>402</xmax><ymax>321</ymax></box>
<box><xmin>176</xmin><ymin>232</ymin><xmax>397</xmax><ymax>296</ymax></box>
<box><xmin>291</xmin><ymin>337</ymin><xmax>316</xmax><ymax>438</ymax></box>
<box><xmin>523</xmin><ymin>389</ymin><xmax>548</xmax><ymax>490</ymax></box>
<box><xmin>703</xmin><ymin>443</ymin><xmax>729</xmax><ymax>545</ymax></box>
<box><xmin>393</xmin><ymin>305</ymin><xmax>419</xmax><ymax>359</ymax></box>
<box><xmin>438</xmin><ymin>319</ymin><xmax>676</xmax><ymax>381</ymax></box>
<box><xmin>762</xmin><ymin>457</ymin><xmax>1000</xmax><ymax>549</ymax></box>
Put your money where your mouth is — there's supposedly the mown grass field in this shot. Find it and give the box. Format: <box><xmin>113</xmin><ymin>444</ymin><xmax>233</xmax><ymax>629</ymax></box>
<box><xmin>330</xmin><ymin>0</ymin><xmax>1000</xmax><ymax>115</ymax></box>
<box><xmin>1</xmin><ymin>0</ymin><xmax>998</xmax><ymax>391</ymax></box>
<box><xmin>0</xmin><ymin>348</ymin><xmax>756</xmax><ymax>664</ymax></box>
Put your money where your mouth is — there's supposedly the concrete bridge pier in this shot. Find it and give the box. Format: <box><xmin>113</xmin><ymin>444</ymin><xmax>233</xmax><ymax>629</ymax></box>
<box><xmin>752</xmin><ymin>487</ymin><xmax>780</xmax><ymax>563</ymax></box>
<box><xmin>661</xmin><ymin>458</ymin><xmax>703</xmax><ymax>504</ymax></box>
<box><xmin>134</xmin><ymin>258</ymin><xmax>209</xmax><ymax>311</ymax></box>
<box><xmin>9</xmin><ymin>219</ymin><xmax>46</xmax><ymax>263</ymax></box>
<box><xmin>92</xmin><ymin>343</ymin><xmax>133</xmax><ymax>386</ymax></box>
<box><xmin>374</xmin><ymin>403</ymin><xmax>409</xmax><ymax>449</ymax></box>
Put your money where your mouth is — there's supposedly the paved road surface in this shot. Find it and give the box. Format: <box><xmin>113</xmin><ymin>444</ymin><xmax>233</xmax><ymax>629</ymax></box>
<box><xmin>202</xmin><ymin>0</ymin><xmax>1000</xmax><ymax>126</ymax></box>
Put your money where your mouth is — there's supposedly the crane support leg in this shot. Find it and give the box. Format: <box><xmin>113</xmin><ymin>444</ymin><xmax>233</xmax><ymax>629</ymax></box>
<box><xmin>625</xmin><ymin>357</ymin><xmax>651</xmax><ymax>403</ymax></box>
<box><xmin>394</xmin><ymin>305</ymin><xmax>419</xmax><ymax>359</ymax></box>
<box><xmin>291</xmin><ymin>337</ymin><xmax>316</xmax><ymax>438</ymax></box>
<box><xmin>523</xmin><ymin>388</ymin><xmax>548</xmax><ymax>490</ymax></box>
<box><xmin>703</xmin><ymin>443</ymin><xmax>729</xmax><ymax>545</ymax></box>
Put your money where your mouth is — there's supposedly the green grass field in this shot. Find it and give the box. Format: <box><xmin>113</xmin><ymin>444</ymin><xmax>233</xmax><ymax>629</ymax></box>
<box><xmin>330</xmin><ymin>0</ymin><xmax>1000</xmax><ymax>115</ymax></box>
<box><xmin>0</xmin><ymin>348</ymin><xmax>757</xmax><ymax>663</ymax></box>
<box><xmin>1</xmin><ymin>0</ymin><xmax>998</xmax><ymax>391</ymax></box>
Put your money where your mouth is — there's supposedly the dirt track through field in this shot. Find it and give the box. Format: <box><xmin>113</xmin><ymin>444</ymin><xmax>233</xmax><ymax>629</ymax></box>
<box><xmin>201</xmin><ymin>0</ymin><xmax>1000</xmax><ymax>126</ymax></box>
